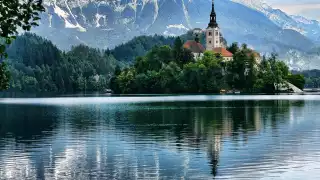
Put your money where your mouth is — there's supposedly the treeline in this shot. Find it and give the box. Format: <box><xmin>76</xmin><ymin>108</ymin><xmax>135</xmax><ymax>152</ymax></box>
<box><xmin>110</xmin><ymin>38</ymin><xmax>305</xmax><ymax>94</ymax></box>
<box><xmin>296</xmin><ymin>69</ymin><xmax>320</xmax><ymax>88</ymax></box>
<box><xmin>2</xmin><ymin>33</ymin><xmax>306</xmax><ymax>93</ymax></box>
<box><xmin>110</xmin><ymin>35</ymin><xmax>175</xmax><ymax>62</ymax></box>
<box><xmin>3</xmin><ymin>33</ymin><xmax>177</xmax><ymax>93</ymax></box>
<box><xmin>5</xmin><ymin>33</ymin><xmax>118</xmax><ymax>92</ymax></box>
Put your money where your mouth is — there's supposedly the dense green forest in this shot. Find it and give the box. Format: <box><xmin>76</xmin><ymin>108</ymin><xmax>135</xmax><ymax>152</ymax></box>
<box><xmin>2</xmin><ymin>33</ymin><xmax>175</xmax><ymax>92</ymax></box>
<box><xmin>297</xmin><ymin>69</ymin><xmax>320</xmax><ymax>88</ymax></box>
<box><xmin>110</xmin><ymin>38</ymin><xmax>305</xmax><ymax>94</ymax></box>
<box><xmin>0</xmin><ymin>32</ymin><xmax>307</xmax><ymax>93</ymax></box>
<box><xmin>111</xmin><ymin>35</ymin><xmax>176</xmax><ymax>62</ymax></box>
<box><xmin>0</xmin><ymin>0</ymin><xmax>45</xmax><ymax>90</ymax></box>
<box><xmin>5</xmin><ymin>33</ymin><xmax>118</xmax><ymax>92</ymax></box>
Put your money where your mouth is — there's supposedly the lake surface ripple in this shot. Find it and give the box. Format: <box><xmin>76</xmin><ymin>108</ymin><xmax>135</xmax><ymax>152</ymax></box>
<box><xmin>0</xmin><ymin>95</ymin><xmax>320</xmax><ymax>179</ymax></box>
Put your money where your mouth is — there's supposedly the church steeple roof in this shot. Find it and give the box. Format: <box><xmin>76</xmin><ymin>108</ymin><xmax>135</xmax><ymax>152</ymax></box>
<box><xmin>208</xmin><ymin>0</ymin><xmax>218</xmax><ymax>28</ymax></box>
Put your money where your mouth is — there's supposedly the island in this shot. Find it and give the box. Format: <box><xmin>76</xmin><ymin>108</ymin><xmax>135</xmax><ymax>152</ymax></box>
<box><xmin>109</xmin><ymin>0</ymin><xmax>305</xmax><ymax>94</ymax></box>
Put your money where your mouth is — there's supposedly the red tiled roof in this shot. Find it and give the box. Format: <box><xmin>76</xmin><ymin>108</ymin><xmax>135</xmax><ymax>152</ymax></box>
<box><xmin>212</xmin><ymin>47</ymin><xmax>233</xmax><ymax>57</ymax></box>
<box><xmin>183</xmin><ymin>40</ymin><xmax>205</xmax><ymax>53</ymax></box>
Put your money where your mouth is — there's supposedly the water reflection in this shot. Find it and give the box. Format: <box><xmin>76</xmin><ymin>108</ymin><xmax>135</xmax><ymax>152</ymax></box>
<box><xmin>0</xmin><ymin>105</ymin><xmax>58</xmax><ymax>139</ymax></box>
<box><xmin>0</xmin><ymin>97</ymin><xmax>319</xmax><ymax>179</ymax></box>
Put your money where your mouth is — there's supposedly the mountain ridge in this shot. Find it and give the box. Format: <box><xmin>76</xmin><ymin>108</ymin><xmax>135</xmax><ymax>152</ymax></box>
<box><xmin>232</xmin><ymin>0</ymin><xmax>320</xmax><ymax>44</ymax></box>
<box><xmin>34</xmin><ymin>0</ymin><xmax>315</xmax><ymax>53</ymax></box>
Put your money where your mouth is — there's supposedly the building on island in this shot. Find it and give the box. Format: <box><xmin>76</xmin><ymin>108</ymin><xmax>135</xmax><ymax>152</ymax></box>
<box><xmin>206</xmin><ymin>0</ymin><xmax>226</xmax><ymax>50</ymax></box>
<box><xmin>183</xmin><ymin>33</ymin><xmax>205</xmax><ymax>59</ymax></box>
<box><xmin>212</xmin><ymin>47</ymin><xmax>233</xmax><ymax>61</ymax></box>
<box><xmin>183</xmin><ymin>0</ymin><xmax>233</xmax><ymax>62</ymax></box>
<box><xmin>183</xmin><ymin>0</ymin><xmax>263</xmax><ymax>64</ymax></box>
<box><xmin>247</xmin><ymin>51</ymin><xmax>262</xmax><ymax>64</ymax></box>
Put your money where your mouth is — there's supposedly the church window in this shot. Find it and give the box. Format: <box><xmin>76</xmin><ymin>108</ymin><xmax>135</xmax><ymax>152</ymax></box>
<box><xmin>209</xmin><ymin>41</ymin><xmax>212</xmax><ymax>44</ymax></box>
<box><xmin>216</xmin><ymin>31</ymin><xmax>218</xmax><ymax>36</ymax></box>
<box><xmin>209</xmin><ymin>32</ymin><xmax>212</xmax><ymax>36</ymax></box>
<box><xmin>216</xmin><ymin>41</ymin><xmax>218</xmax><ymax>44</ymax></box>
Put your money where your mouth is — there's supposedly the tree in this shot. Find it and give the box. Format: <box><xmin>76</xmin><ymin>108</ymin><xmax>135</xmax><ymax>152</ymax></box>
<box><xmin>0</xmin><ymin>0</ymin><xmax>45</xmax><ymax>57</ymax></box>
<box><xmin>227</xmin><ymin>42</ymin><xmax>239</xmax><ymax>54</ymax></box>
<box><xmin>287</xmin><ymin>74</ymin><xmax>305</xmax><ymax>90</ymax></box>
<box><xmin>181</xmin><ymin>48</ymin><xmax>194</xmax><ymax>65</ymax></box>
<box><xmin>0</xmin><ymin>63</ymin><xmax>10</xmax><ymax>89</ymax></box>
<box><xmin>245</xmin><ymin>54</ymin><xmax>258</xmax><ymax>92</ymax></box>
<box><xmin>117</xmin><ymin>68</ymin><xmax>136</xmax><ymax>94</ymax></box>
<box><xmin>159</xmin><ymin>62</ymin><xmax>182</xmax><ymax>93</ymax></box>
<box><xmin>227</xmin><ymin>49</ymin><xmax>247</xmax><ymax>90</ymax></box>
<box><xmin>114</xmin><ymin>65</ymin><xmax>121</xmax><ymax>76</ymax></box>
<box><xmin>173</xmin><ymin>37</ymin><xmax>183</xmax><ymax>63</ymax></box>
<box><xmin>0</xmin><ymin>0</ymin><xmax>45</xmax><ymax>90</ymax></box>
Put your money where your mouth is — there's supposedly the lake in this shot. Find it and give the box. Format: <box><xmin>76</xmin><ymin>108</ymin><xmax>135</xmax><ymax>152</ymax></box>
<box><xmin>1</xmin><ymin>95</ymin><xmax>320</xmax><ymax>179</ymax></box>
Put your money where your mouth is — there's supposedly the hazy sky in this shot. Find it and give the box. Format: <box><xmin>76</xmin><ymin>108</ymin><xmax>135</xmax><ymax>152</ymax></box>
<box><xmin>266</xmin><ymin>0</ymin><xmax>320</xmax><ymax>20</ymax></box>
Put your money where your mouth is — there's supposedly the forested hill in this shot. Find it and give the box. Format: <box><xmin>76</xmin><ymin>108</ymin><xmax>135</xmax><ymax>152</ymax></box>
<box><xmin>7</xmin><ymin>33</ymin><xmax>62</xmax><ymax>67</ymax></box>
<box><xmin>109</xmin><ymin>31</ymin><xmax>211</xmax><ymax>63</ymax></box>
<box><xmin>111</xmin><ymin>35</ymin><xmax>176</xmax><ymax>63</ymax></box>
<box><xmin>5</xmin><ymin>33</ymin><xmax>119</xmax><ymax>92</ymax></box>
<box><xmin>294</xmin><ymin>69</ymin><xmax>320</xmax><ymax>88</ymax></box>
<box><xmin>4</xmin><ymin>33</ymin><xmax>177</xmax><ymax>92</ymax></box>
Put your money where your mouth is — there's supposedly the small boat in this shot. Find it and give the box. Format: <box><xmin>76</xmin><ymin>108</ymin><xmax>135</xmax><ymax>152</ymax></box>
<box><xmin>225</xmin><ymin>89</ymin><xmax>241</xmax><ymax>94</ymax></box>
<box><xmin>234</xmin><ymin>90</ymin><xmax>241</xmax><ymax>94</ymax></box>
<box><xmin>104</xmin><ymin>89</ymin><xmax>113</xmax><ymax>94</ymax></box>
<box><xmin>220</xmin><ymin>89</ymin><xmax>226</xmax><ymax>94</ymax></box>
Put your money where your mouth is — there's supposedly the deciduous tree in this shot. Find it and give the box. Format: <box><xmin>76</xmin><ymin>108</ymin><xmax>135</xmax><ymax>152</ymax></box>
<box><xmin>0</xmin><ymin>0</ymin><xmax>45</xmax><ymax>90</ymax></box>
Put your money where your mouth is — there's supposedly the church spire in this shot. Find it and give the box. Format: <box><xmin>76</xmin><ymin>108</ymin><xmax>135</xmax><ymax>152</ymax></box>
<box><xmin>208</xmin><ymin>0</ymin><xmax>218</xmax><ymax>28</ymax></box>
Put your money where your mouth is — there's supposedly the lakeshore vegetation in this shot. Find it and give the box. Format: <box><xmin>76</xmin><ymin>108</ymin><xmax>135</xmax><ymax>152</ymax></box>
<box><xmin>110</xmin><ymin>38</ymin><xmax>305</xmax><ymax>94</ymax></box>
<box><xmin>0</xmin><ymin>0</ymin><xmax>313</xmax><ymax>93</ymax></box>
<box><xmin>0</xmin><ymin>33</ymin><xmax>307</xmax><ymax>93</ymax></box>
<box><xmin>0</xmin><ymin>0</ymin><xmax>45</xmax><ymax>90</ymax></box>
<box><xmin>1</xmin><ymin>33</ymin><xmax>176</xmax><ymax>92</ymax></box>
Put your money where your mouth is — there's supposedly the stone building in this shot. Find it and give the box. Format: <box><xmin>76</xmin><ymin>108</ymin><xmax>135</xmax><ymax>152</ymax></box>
<box><xmin>184</xmin><ymin>0</ymin><xmax>234</xmax><ymax>62</ymax></box>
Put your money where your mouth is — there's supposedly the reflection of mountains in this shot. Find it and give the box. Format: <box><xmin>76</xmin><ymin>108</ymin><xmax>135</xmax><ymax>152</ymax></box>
<box><xmin>0</xmin><ymin>100</ymin><xmax>308</xmax><ymax>179</ymax></box>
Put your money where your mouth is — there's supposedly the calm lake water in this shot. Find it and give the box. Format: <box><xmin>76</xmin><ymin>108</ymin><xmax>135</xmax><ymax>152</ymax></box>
<box><xmin>1</xmin><ymin>95</ymin><xmax>320</xmax><ymax>180</ymax></box>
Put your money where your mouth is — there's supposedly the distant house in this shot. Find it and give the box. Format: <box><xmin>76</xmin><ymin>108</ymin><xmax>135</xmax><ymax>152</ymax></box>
<box><xmin>212</xmin><ymin>47</ymin><xmax>233</xmax><ymax>62</ymax></box>
<box><xmin>193</xmin><ymin>28</ymin><xmax>203</xmax><ymax>34</ymax></box>
<box><xmin>183</xmin><ymin>35</ymin><xmax>205</xmax><ymax>59</ymax></box>
<box><xmin>247</xmin><ymin>51</ymin><xmax>262</xmax><ymax>64</ymax></box>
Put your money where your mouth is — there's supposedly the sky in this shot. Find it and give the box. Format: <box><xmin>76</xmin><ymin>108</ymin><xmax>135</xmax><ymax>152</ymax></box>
<box><xmin>266</xmin><ymin>0</ymin><xmax>320</xmax><ymax>20</ymax></box>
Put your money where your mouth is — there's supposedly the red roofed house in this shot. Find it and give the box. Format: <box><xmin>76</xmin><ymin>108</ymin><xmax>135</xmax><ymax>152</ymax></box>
<box><xmin>212</xmin><ymin>47</ymin><xmax>233</xmax><ymax>62</ymax></box>
<box><xmin>183</xmin><ymin>35</ymin><xmax>205</xmax><ymax>59</ymax></box>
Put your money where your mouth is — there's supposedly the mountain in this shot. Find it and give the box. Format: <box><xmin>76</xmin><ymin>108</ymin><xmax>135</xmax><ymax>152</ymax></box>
<box><xmin>33</xmin><ymin>0</ymin><xmax>314</xmax><ymax>55</ymax></box>
<box><xmin>232</xmin><ymin>0</ymin><xmax>320</xmax><ymax>44</ymax></box>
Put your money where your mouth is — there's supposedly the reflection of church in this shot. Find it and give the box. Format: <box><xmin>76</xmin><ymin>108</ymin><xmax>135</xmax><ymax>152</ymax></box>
<box><xmin>183</xmin><ymin>0</ymin><xmax>233</xmax><ymax>61</ymax></box>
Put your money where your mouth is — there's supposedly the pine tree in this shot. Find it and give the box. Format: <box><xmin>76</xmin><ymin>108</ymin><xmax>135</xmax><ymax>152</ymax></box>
<box><xmin>173</xmin><ymin>37</ymin><xmax>183</xmax><ymax>64</ymax></box>
<box><xmin>0</xmin><ymin>0</ymin><xmax>45</xmax><ymax>90</ymax></box>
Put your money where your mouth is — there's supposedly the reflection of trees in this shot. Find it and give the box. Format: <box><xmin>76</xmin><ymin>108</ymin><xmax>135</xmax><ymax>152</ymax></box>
<box><xmin>117</xmin><ymin>100</ymin><xmax>305</xmax><ymax>177</ymax></box>
<box><xmin>0</xmin><ymin>99</ymin><xmax>307</xmax><ymax>179</ymax></box>
<box><xmin>63</xmin><ymin>105</ymin><xmax>100</xmax><ymax>132</ymax></box>
<box><xmin>0</xmin><ymin>105</ymin><xmax>58</xmax><ymax>140</ymax></box>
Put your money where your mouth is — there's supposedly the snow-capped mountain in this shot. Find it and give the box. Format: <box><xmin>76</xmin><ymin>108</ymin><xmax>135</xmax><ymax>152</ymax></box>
<box><xmin>33</xmin><ymin>0</ymin><xmax>315</xmax><ymax>59</ymax></box>
<box><xmin>232</xmin><ymin>0</ymin><xmax>320</xmax><ymax>44</ymax></box>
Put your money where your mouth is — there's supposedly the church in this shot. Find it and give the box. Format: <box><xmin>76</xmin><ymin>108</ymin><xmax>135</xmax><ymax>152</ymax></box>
<box><xmin>183</xmin><ymin>0</ymin><xmax>233</xmax><ymax>61</ymax></box>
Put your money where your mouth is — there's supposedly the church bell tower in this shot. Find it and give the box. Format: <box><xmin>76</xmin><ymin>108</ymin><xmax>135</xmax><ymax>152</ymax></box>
<box><xmin>206</xmin><ymin>0</ymin><xmax>221</xmax><ymax>50</ymax></box>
